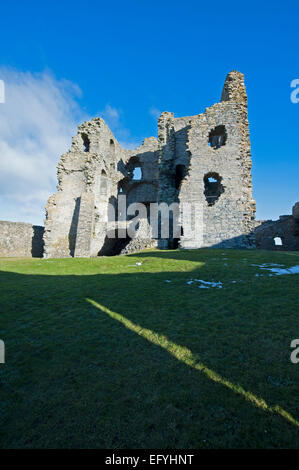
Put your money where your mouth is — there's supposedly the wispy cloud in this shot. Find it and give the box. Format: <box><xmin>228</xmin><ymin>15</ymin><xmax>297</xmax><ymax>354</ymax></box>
<box><xmin>98</xmin><ymin>104</ymin><xmax>141</xmax><ymax>150</ymax></box>
<box><xmin>0</xmin><ymin>67</ymin><xmax>87</xmax><ymax>225</ymax></box>
<box><xmin>0</xmin><ymin>69</ymin><xmax>142</xmax><ymax>226</ymax></box>
<box><xmin>149</xmin><ymin>106</ymin><xmax>161</xmax><ymax>120</ymax></box>
<box><xmin>99</xmin><ymin>104</ymin><xmax>120</xmax><ymax>126</ymax></box>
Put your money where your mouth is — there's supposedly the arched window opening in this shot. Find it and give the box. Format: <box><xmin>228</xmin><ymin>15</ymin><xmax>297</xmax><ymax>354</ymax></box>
<box><xmin>274</xmin><ymin>237</ymin><xmax>283</xmax><ymax>246</ymax></box>
<box><xmin>208</xmin><ymin>125</ymin><xmax>227</xmax><ymax>149</ymax></box>
<box><xmin>175</xmin><ymin>165</ymin><xmax>186</xmax><ymax>190</ymax></box>
<box><xmin>132</xmin><ymin>166</ymin><xmax>142</xmax><ymax>181</ymax></box>
<box><xmin>204</xmin><ymin>172</ymin><xmax>224</xmax><ymax>206</ymax></box>
<box><xmin>81</xmin><ymin>133</ymin><xmax>90</xmax><ymax>152</ymax></box>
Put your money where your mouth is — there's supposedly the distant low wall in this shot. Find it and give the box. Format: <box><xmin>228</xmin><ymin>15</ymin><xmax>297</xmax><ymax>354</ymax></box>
<box><xmin>0</xmin><ymin>221</ymin><xmax>44</xmax><ymax>257</ymax></box>
<box><xmin>254</xmin><ymin>215</ymin><xmax>299</xmax><ymax>251</ymax></box>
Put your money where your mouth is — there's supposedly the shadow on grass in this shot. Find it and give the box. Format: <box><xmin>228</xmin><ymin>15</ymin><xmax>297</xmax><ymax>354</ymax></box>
<box><xmin>0</xmin><ymin>253</ymin><xmax>298</xmax><ymax>448</ymax></box>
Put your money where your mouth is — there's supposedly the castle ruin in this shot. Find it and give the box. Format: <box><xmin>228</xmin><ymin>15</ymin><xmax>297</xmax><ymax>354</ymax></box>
<box><xmin>1</xmin><ymin>70</ymin><xmax>298</xmax><ymax>258</ymax></box>
<box><xmin>43</xmin><ymin>71</ymin><xmax>257</xmax><ymax>258</ymax></box>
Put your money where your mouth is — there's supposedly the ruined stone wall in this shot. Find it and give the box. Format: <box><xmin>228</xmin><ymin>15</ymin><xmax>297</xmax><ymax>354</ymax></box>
<box><xmin>156</xmin><ymin>112</ymin><xmax>178</xmax><ymax>248</ymax></box>
<box><xmin>254</xmin><ymin>202</ymin><xmax>299</xmax><ymax>251</ymax></box>
<box><xmin>44</xmin><ymin>118</ymin><xmax>122</xmax><ymax>258</ymax></box>
<box><xmin>44</xmin><ymin>118</ymin><xmax>159</xmax><ymax>258</ymax></box>
<box><xmin>157</xmin><ymin>71</ymin><xmax>256</xmax><ymax>249</ymax></box>
<box><xmin>44</xmin><ymin>71</ymin><xmax>256</xmax><ymax>257</ymax></box>
<box><xmin>4</xmin><ymin>71</ymin><xmax>296</xmax><ymax>257</ymax></box>
<box><xmin>0</xmin><ymin>221</ymin><xmax>44</xmax><ymax>257</ymax></box>
<box><xmin>120</xmin><ymin>218</ymin><xmax>158</xmax><ymax>255</ymax></box>
<box><xmin>122</xmin><ymin>137</ymin><xmax>159</xmax><ymax>207</ymax></box>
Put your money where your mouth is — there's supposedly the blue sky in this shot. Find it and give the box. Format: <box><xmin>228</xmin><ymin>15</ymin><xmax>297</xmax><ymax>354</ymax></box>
<box><xmin>0</xmin><ymin>0</ymin><xmax>298</xmax><ymax>225</ymax></box>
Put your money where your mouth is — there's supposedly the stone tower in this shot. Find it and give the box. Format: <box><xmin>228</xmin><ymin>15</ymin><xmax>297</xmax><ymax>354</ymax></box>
<box><xmin>43</xmin><ymin>71</ymin><xmax>256</xmax><ymax>258</ymax></box>
<box><xmin>157</xmin><ymin>71</ymin><xmax>256</xmax><ymax>249</ymax></box>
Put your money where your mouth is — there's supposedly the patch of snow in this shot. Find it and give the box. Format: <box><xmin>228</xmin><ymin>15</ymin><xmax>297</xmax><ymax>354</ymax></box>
<box><xmin>266</xmin><ymin>266</ymin><xmax>299</xmax><ymax>275</ymax></box>
<box><xmin>253</xmin><ymin>264</ymin><xmax>299</xmax><ymax>276</ymax></box>
<box><xmin>251</xmin><ymin>263</ymin><xmax>285</xmax><ymax>268</ymax></box>
<box><xmin>188</xmin><ymin>279</ymin><xmax>223</xmax><ymax>289</ymax></box>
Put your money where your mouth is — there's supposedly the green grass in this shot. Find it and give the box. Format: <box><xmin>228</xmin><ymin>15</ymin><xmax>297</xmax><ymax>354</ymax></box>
<box><xmin>0</xmin><ymin>248</ymin><xmax>298</xmax><ymax>448</ymax></box>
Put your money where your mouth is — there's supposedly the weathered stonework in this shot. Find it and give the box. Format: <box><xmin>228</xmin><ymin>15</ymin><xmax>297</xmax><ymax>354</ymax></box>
<box><xmin>1</xmin><ymin>71</ymin><xmax>297</xmax><ymax>257</ymax></box>
<box><xmin>254</xmin><ymin>202</ymin><xmax>299</xmax><ymax>250</ymax></box>
<box><xmin>43</xmin><ymin>118</ymin><xmax>159</xmax><ymax>257</ymax></box>
<box><xmin>0</xmin><ymin>221</ymin><xmax>44</xmax><ymax>257</ymax></box>
<box><xmin>43</xmin><ymin>71</ymin><xmax>256</xmax><ymax>257</ymax></box>
<box><xmin>157</xmin><ymin>71</ymin><xmax>255</xmax><ymax>249</ymax></box>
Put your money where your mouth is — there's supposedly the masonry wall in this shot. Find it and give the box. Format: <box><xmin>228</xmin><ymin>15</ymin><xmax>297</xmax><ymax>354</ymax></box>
<box><xmin>2</xmin><ymin>72</ymin><xmax>296</xmax><ymax>257</ymax></box>
<box><xmin>44</xmin><ymin>118</ymin><xmax>159</xmax><ymax>258</ymax></box>
<box><xmin>0</xmin><ymin>221</ymin><xmax>44</xmax><ymax>257</ymax></box>
<box><xmin>157</xmin><ymin>71</ymin><xmax>256</xmax><ymax>249</ymax></box>
<box><xmin>44</xmin><ymin>119</ymin><xmax>122</xmax><ymax>258</ymax></box>
<box><xmin>44</xmin><ymin>71</ymin><xmax>256</xmax><ymax>257</ymax></box>
<box><xmin>254</xmin><ymin>202</ymin><xmax>299</xmax><ymax>251</ymax></box>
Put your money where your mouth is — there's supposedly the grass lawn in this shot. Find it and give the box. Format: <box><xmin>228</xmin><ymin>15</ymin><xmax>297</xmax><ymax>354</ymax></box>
<box><xmin>0</xmin><ymin>248</ymin><xmax>298</xmax><ymax>448</ymax></box>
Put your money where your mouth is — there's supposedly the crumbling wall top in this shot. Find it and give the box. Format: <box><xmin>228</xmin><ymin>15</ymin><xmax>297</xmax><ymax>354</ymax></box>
<box><xmin>221</xmin><ymin>71</ymin><xmax>247</xmax><ymax>107</ymax></box>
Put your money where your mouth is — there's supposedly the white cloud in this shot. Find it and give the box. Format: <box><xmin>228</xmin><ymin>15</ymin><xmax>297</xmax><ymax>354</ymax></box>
<box><xmin>0</xmin><ymin>68</ymin><xmax>87</xmax><ymax>225</ymax></box>
<box><xmin>0</xmin><ymin>69</ymin><xmax>143</xmax><ymax>227</ymax></box>
<box><xmin>100</xmin><ymin>104</ymin><xmax>120</xmax><ymax>124</ymax></box>
<box><xmin>149</xmin><ymin>106</ymin><xmax>161</xmax><ymax>120</ymax></box>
